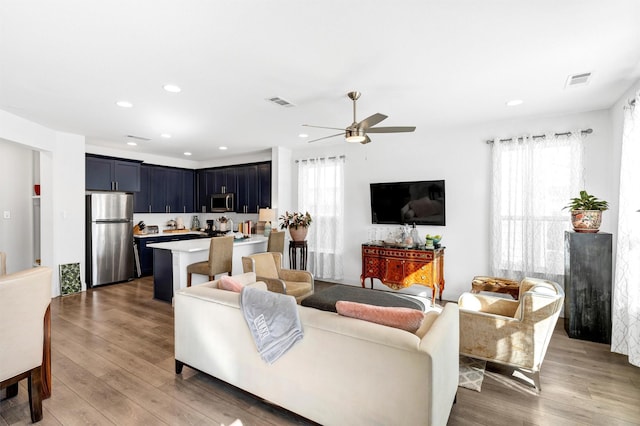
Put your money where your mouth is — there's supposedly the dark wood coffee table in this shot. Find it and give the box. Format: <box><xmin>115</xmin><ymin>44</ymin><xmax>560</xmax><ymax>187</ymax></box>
<box><xmin>301</xmin><ymin>285</ymin><xmax>425</xmax><ymax>313</ymax></box>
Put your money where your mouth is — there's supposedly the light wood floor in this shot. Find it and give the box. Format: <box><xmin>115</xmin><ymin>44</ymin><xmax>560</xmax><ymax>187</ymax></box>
<box><xmin>2</xmin><ymin>278</ymin><xmax>639</xmax><ymax>425</ymax></box>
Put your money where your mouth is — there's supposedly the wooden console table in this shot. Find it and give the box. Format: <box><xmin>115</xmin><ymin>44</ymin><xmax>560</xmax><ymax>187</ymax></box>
<box><xmin>360</xmin><ymin>244</ymin><xmax>445</xmax><ymax>301</ymax></box>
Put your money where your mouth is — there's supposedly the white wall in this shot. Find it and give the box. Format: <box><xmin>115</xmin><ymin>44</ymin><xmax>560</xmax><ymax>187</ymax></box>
<box><xmin>291</xmin><ymin>108</ymin><xmax>615</xmax><ymax>301</ymax></box>
<box><xmin>0</xmin><ymin>139</ymin><xmax>35</xmax><ymax>272</ymax></box>
<box><xmin>0</xmin><ymin>110</ymin><xmax>85</xmax><ymax>297</ymax></box>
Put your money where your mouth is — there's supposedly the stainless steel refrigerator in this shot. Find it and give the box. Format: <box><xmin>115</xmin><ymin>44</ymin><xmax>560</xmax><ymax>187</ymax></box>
<box><xmin>86</xmin><ymin>192</ymin><xmax>134</xmax><ymax>287</ymax></box>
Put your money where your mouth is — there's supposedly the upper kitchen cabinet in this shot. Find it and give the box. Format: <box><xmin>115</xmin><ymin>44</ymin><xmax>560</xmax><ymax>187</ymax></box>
<box><xmin>195</xmin><ymin>162</ymin><xmax>271</xmax><ymax>214</ymax></box>
<box><xmin>134</xmin><ymin>164</ymin><xmax>195</xmax><ymax>213</ymax></box>
<box><xmin>86</xmin><ymin>155</ymin><xmax>141</xmax><ymax>192</ymax></box>
<box><xmin>236</xmin><ymin>162</ymin><xmax>272</xmax><ymax>214</ymax></box>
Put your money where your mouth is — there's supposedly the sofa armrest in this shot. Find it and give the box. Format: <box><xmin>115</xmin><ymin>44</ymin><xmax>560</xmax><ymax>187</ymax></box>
<box><xmin>256</xmin><ymin>276</ymin><xmax>286</xmax><ymax>294</ymax></box>
<box><xmin>458</xmin><ymin>292</ymin><xmax>518</xmax><ymax>317</ymax></box>
<box><xmin>247</xmin><ymin>281</ymin><xmax>268</xmax><ymax>291</ymax></box>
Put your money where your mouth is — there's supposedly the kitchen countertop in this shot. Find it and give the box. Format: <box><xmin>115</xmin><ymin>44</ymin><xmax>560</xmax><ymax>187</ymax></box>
<box><xmin>147</xmin><ymin>235</ymin><xmax>268</xmax><ymax>252</ymax></box>
<box><xmin>134</xmin><ymin>231</ymin><xmax>207</xmax><ymax>238</ymax></box>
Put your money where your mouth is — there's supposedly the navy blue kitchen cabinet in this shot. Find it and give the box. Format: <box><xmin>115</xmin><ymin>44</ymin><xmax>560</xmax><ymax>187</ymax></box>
<box><xmin>134</xmin><ymin>164</ymin><xmax>152</xmax><ymax>212</ymax></box>
<box><xmin>257</xmin><ymin>162</ymin><xmax>272</xmax><ymax>211</ymax></box>
<box><xmin>182</xmin><ymin>169</ymin><xmax>195</xmax><ymax>213</ymax></box>
<box><xmin>135</xmin><ymin>233</ymin><xmax>203</xmax><ymax>277</ymax></box>
<box><xmin>86</xmin><ymin>155</ymin><xmax>141</xmax><ymax>191</ymax></box>
<box><xmin>143</xmin><ymin>165</ymin><xmax>194</xmax><ymax>213</ymax></box>
<box><xmin>236</xmin><ymin>164</ymin><xmax>259</xmax><ymax>213</ymax></box>
<box><xmin>195</xmin><ymin>161</ymin><xmax>271</xmax><ymax>213</ymax></box>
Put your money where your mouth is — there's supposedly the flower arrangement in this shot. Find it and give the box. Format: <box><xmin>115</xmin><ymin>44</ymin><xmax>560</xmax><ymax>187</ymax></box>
<box><xmin>279</xmin><ymin>211</ymin><xmax>312</xmax><ymax>230</ymax></box>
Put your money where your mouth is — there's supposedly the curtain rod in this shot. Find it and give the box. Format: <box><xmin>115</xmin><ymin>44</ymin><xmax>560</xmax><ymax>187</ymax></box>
<box><xmin>485</xmin><ymin>128</ymin><xmax>592</xmax><ymax>144</ymax></box>
<box><xmin>295</xmin><ymin>155</ymin><xmax>345</xmax><ymax>163</ymax></box>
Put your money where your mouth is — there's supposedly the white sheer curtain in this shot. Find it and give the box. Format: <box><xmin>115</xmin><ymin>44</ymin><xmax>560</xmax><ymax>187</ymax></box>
<box><xmin>490</xmin><ymin>132</ymin><xmax>584</xmax><ymax>283</ymax></box>
<box><xmin>612</xmin><ymin>92</ymin><xmax>640</xmax><ymax>367</ymax></box>
<box><xmin>297</xmin><ymin>156</ymin><xmax>345</xmax><ymax>280</ymax></box>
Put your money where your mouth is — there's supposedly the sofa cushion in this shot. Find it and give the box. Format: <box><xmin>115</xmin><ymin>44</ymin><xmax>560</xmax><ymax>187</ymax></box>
<box><xmin>336</xmin><ymin>300</ymin><xmax>424</xmax><ymax>333</ymax></box>
<box><xmin>220</xmin><ymin>275</ymin><xmax>244</xmax><ymax>293</ymax></box>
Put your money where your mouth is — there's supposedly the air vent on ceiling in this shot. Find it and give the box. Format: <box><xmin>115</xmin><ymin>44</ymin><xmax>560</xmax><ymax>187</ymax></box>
<box><xmin>126</xmin><ymin>134</ymin><xmax>151</xmax><ymax>141</ymax></box>
<box><xmin>565</xmin><ymin>72</ymin><xmax>592</xmax><ymax>88</ymax></box>
<box><xmin>266</xmin><ymin>96</ymin><xmax>295</xmax><ymax>107</ymax></box>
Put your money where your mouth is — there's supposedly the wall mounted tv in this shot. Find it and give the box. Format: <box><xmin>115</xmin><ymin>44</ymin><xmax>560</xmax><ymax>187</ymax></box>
<box><xmin>370</xmin><ymin>180</ymin><xmax>446</xmax><ymax>226</ymax></box>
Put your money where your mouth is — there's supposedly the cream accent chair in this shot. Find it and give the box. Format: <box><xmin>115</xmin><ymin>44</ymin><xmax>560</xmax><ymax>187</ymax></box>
<box><xmin>266</xmin><ymin>230</ymin><xmax>285</xmax><ymax>255</ymax></box>
<box><xmin>0</xmin><ymin>266</ymin><xmax>52</xmax><ymax>423</ymax></box>
<box><xmin>242</xmin><ymin>252</ymin><xmax>314</xmax><ymax>303</ymax></box>
<box><xmin>186</xmin><ymin>235</ymin><xmax>234</xmax><ymax>286</ymax></box>
<box><xmin>458</xmin><ymin>277</ymin><xmax>564</xmax><ymax>390</ymax></box>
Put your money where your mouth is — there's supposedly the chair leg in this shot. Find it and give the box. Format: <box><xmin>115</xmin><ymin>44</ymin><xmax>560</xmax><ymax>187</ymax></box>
<box><xmin>1</xmin><ymin>382</ymin><xmax>19</xmax><ymax>400</ymax></box>
<box><xmin>28</xmin><ymin>366</ymin><xmax>43</xmax><ymax>423</ymax></box>
<box><xmin>187</xmin><ymin>273</ymin><xmax>192</xmax><ymax>287</ymax></box>
<box><xmin>533</xmin><ymin>371</ymin><xmax>541</xmax><ymax>391</ymax></box>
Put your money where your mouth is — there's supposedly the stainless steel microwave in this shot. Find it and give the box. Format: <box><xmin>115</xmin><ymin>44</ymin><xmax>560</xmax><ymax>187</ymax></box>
<box><xmin>209</xmin><ymin>193</ymin><xmax>235</xmax><ymax>212</ymax></box>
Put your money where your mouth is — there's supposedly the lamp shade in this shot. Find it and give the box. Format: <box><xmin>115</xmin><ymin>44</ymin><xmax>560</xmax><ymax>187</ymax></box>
<box><xmin>258</xmin><ymin>208</ymin><xmax>276</xmax><ymax>222</ymax></box>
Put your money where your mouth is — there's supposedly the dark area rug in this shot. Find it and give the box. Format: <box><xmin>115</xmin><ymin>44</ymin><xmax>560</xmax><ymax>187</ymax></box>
<box><xmin>301</xmin><ymin>284</ymin><xmax>425</xmax><ymax>312</ymax></box>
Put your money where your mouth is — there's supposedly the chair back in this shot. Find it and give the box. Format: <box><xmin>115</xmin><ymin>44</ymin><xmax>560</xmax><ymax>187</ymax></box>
<box><xmin>0</xmin><ymin>251</ymin><xmax>6</xmax><ymax>276</ymax></box>
<box><xmin>242</xmin><ymin>252</ymin><xmax>280</xmax><ymax>279</ymax></box>
<box><xmin>267</xmin><ymin>231</ymin><xmax>285</xmax><ymax>254</ymax></box>
<box><xmin>207</xmin><ymin>236</ymin><xmax>234</xmax><ymax>276</ymax></box>
<box><xmin>0</xmin><ymin>266</ymin><xmax>52</xmax><ymax>380</ymax></box>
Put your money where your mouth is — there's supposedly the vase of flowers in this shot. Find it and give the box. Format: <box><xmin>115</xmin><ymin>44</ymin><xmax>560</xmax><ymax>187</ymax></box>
<box><xmin>279</xmin><ymin>211</ymin><xmax>312</xmax><ymax>241</ymax></box>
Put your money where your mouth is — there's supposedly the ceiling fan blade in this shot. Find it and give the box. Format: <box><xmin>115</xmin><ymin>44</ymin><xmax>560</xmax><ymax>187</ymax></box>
<box><xmin>366</xmin><ymin>126</ymin><xmax>416</xmax><ymax>133</ymax></box>
<box><xmin>360</xmin><ymin>135</ymin><xmax>372</xmax><ymax>145</ymax></box>
<box><xmin>302</xmin><ymin>124</ymin><xmax>346</xmax><ymax>131</ymax></box>
<box><xmin>307</xmin><ymin>132</ymin><xmax>344</xmax><ymax>143</ymax></box>
<box><xmin>357</xmin><ymin>113</ymin><xmax>388</xmax><ymax>129</ymax></box>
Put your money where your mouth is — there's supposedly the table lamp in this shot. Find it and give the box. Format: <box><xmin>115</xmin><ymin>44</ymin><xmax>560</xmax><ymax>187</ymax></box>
<box><xmin>258</xmin><ymin>208</ymin><xmax>276</xmax><ymax>236</ymax></box>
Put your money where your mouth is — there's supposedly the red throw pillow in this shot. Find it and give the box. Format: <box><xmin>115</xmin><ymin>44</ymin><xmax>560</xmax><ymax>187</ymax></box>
<box><xmin>335</xmin><ymin>301</ymin><xmax>424</xmax><ymax>333</ymax></box>
<box><xmin>219</xmin><ymin>275</ymin><xmax>244</xmax><ymax>293</ymax></box>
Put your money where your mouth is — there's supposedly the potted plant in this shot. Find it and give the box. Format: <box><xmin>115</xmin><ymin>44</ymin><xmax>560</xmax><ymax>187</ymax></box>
<box><xmin>563</xmin><ymin>190</ymin><xmax>609</xmax><ymax>233</ymax></box>
<box><xmin>279</xmin><ymin>211</ymin><xmax>313</xmax><ymax>241</ymax></box>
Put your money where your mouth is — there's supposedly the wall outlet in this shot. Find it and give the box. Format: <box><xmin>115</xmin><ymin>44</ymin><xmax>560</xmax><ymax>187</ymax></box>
<box><xmin>3</xmin><ymin>211</ymin><xmax>10</xmax><ymax>219</ymax></box>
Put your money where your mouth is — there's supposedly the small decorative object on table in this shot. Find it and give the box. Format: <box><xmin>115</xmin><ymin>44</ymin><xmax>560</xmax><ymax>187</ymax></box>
<box><xmin>425</xmin><ymin>234</ymin><xmax>442</xmax><ymax>249</ymax></box>
<box><xmin>563</xmin><ymin>190</ymin><xmax>608</xmax><ymax>233</ymax></box>
<box><xmin>279</xmin><ymin>211</ymin><xmax>312</xmax><ymax>241</ymax></box>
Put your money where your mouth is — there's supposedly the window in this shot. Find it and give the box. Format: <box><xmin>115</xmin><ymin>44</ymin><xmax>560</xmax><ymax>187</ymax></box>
<box><xmin>298</xmin><ymin>156</ymin><xmax>345</xmax><ymax>280</ymax></box>
<box><xmin>490</xmin><ymin>133</ymin><xmax>584</xmax><ymax>281</ymax></box>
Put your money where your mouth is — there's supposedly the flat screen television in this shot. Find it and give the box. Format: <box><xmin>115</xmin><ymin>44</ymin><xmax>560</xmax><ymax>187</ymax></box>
<box><xmin>370</xmin><ymin>180</ymin><xmax>445</xmax><ymax>225</ymax></box>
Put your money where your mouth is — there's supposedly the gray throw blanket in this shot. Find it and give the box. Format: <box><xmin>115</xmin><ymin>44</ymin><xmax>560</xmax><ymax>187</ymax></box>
<box><xmin>240</xmin><ymin>287</ymin><xmax>304</xmax><ymax>364</ymax></box>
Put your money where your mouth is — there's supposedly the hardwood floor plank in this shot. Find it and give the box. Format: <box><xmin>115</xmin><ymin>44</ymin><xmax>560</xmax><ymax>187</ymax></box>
<box><xmin>51</xmin><ymin>348</ymin><xmax>162</xmax><ymax>425</ymax></box>
<box><xmin>4</xmin><ymin>277</ymin><xmax>638</xmax><ymax>425</ymax></box>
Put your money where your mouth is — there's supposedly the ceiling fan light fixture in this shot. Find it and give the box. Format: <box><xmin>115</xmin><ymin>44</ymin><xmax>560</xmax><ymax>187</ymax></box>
<box><xmin>345</xmin><ymin>128</ymin><xmax>366</xmax><ymax>143</ymax></box>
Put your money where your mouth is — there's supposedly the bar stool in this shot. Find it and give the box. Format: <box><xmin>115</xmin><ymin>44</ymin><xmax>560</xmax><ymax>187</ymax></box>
<box><xmin>186</xmin><ymin>236</ymin><xmax>234</xmax><ymax>286</ymax></box>
<box><xmin>267</xmin><ymin>230</ymin><xmax>285</xmax><ymax>254</ymax></box>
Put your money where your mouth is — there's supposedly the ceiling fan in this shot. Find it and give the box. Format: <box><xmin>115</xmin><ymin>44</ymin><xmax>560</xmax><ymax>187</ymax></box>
<box><xmin>303</xmin><ymin>91</ymin><xmax>416</xmax><ymax>144</ymax></box>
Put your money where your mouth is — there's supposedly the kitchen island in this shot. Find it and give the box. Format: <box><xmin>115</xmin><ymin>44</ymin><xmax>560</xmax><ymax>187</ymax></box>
<box><xmin>148</xmin><ymin>235</ymin><xmax>268</xmax><ymax>301</ymax></box>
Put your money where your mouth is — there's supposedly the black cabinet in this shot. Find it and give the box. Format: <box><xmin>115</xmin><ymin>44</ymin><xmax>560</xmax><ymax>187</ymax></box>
<box><xmin>134</xmin><ymin>165</ymin><xmax>195</xmax><ymax>213</ymax></box>
<box><xmin>236</xmin><ymin>164</ymin><xmax>259</xmax><ymax>213</ymax></box>
<box><xmin>564</xmin><ymin>231</ymin><xmax>612</xmax><ymax>344</ymax></box>
<box><xmin>135</xmin><ymin>233</ymin><xmax>203</xmax><ymax>277</ymax></box>
<box><xmin>134</xmin><ymin>165</ymin><xmax>152</xmax><ymax>213</ymax></box>
<box><xmin>86</xmin><ymin>155</ymin><xmax>141</xmax><ymax>191</ymax></box>
<box><xmin>195</xmin><ymin>162</ymin><xmax>270</xmax><ymax>214</ymax></box>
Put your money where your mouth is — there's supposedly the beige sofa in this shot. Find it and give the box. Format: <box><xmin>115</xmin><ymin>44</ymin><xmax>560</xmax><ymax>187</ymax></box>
<box><xmin>174</xmin><ymin>274</ymin><xmax>459</xmax><ymax>426</ymax></box>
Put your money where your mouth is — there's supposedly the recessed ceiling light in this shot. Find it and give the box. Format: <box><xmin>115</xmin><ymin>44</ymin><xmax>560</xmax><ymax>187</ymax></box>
<box><xmin>116</xmin><ymin>101</ymin><xmax>133</xmax><ymax>108</ymax></box>
<box><xmin>219</xmin><ymin>146</ymin><xmax>228</xmax><ymax>150</ymax></box>
<box><xmin>506</xmin><ymin>99</ymin><xmax>523</xmax><ymax>107</ymax></box>
<box><xmin>127</xmin><ymin>141</ymin><xmax>137</xmax><ymax>146</ymax></box>
<box><xmin>299</xmin><ymin>133</ymin><xmax>309</xmax><ymax>138</ymax></box>
<box><xmin>163</xmin><ymin>84</ymin><xmax>181</xmax><ymax>93</ymax></box>
<box><xmin>160</xmin><ymin>133</ymin><xmax>172</xmax><ymax>138</ymax></box>
<box><xmin>183</xmin><ymin>152</ymin><xmax>192</xmax><ymax>156</ymax></box>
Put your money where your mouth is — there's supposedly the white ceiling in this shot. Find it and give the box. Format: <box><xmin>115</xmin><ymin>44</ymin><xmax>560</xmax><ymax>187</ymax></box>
<box><xmin>2</xmin><ymin>0</ymin><xmax>640</xmax><ymax>160</ymax></box>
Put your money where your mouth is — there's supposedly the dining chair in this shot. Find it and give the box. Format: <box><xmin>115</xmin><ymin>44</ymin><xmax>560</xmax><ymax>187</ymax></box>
<box><xmin>0</xmin><ymin>266</ymin><xmax>52</xmax><ymax>423</ymax></box>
